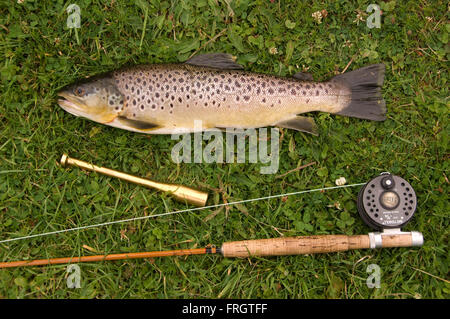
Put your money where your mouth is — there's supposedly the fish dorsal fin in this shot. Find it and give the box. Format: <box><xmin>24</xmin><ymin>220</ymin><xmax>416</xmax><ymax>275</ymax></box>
<box><xmin>293</xmin><ymin>72</ymin><xmax>313</xmax><ymax>81</ymax></box>
<box><xmin>275</xmin><ymin>116</ymin><xmax>318</xmax><ymax>135</ymax></box>
<box><xmin>116</xmin><ymin>116</ymin><xmax>160</xmax><ymax>131</ymax></box>
<box><xmin>185</xmin><ymin>53</ymin><xmax>244</xmax><ymax>70</ymax></box>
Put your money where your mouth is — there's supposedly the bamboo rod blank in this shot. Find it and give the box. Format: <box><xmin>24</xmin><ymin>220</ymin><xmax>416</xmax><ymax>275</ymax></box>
<box><xmin>0</xmin><ymin>248</ymin><xmax>211</xmax><ymax>269</ymax></box>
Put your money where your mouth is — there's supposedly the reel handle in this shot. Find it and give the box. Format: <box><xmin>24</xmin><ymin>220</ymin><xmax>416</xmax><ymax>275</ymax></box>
<box><xmin>221</xmin><ymin>232</ymin><xmax>423</xmax><ymax>258</ymax></box>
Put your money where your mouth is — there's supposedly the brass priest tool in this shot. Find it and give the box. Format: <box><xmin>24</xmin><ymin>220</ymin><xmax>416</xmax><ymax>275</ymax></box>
<box><xmin>60</xmin><ymin>154</ymin><xmax>208</xmax><ymax>207</ymax></box>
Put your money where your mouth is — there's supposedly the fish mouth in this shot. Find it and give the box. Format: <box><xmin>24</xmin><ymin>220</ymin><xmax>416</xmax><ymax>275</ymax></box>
<box><xmin>57</xmin><ymin>92</ymin><xmax>89</xmax><ymax>118</ymax></box>
<box><xmin>57</xmin><ymin>91</ymin><xmax>117</xmax><ymax>124</ymax></box>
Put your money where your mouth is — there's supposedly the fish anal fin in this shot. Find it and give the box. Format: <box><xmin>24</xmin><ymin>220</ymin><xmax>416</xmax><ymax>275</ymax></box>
<box><xmin>275</xmin><ymin>116</ymin><xmax>318</xmax><ymax>135</ymax></box>
<box><xmin>185</xmin><ymin>53</ymin><xmax>244</xmax><ymax>70</ymax></box>
<box><xmin>117</xmin><ymin>116</ymin><xmax>161</xmax><ymax>131</ymax></box>
<box><xmin>293</xmin><ymin>72</ymin><xmax>314</xmax><ymax>81</ymax></box>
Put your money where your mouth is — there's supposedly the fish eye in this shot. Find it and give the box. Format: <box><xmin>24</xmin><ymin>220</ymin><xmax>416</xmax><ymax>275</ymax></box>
<box><xmin>74</xmin><ymin>87</ymin><xmax>85</xmax><ymax>96</ymax></box>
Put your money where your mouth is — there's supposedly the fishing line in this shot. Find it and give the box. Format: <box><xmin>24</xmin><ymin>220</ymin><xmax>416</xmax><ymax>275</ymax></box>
<box><xmin>0</xmin><ymin>183</ymin><xmax>365</xmax><ymax>245</ymax></box>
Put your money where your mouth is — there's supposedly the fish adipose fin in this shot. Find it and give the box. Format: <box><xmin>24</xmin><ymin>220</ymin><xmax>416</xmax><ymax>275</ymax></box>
<box><xmin>116</xmin><ymin>116</ymin><xmax>160</xmax><ymax>131</ymax></box>
<box><xmin>185</xmin><ymin>53</ymin><xmax>244</xmax><ymax>70</ymax></box>
<box><xmin>293</xmin><ymin>72</ymin><xmax>313</xmax><ymax>81</ymax></box>
<box><xmin>275</xmin><ymin>116</ymin><xmax>318</xmax><ymax>135</ymax></box>
<box><xmin>333</xmin><ymin>64</ymin><xmax>386</xmax><ymax>121</ymax></box>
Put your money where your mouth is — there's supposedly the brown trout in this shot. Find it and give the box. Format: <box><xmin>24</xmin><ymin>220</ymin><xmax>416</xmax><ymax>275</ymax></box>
<box><xmin>58</xmin><ymin>53</ymin><xmax>386</xmax><ymax>135</ymax></box>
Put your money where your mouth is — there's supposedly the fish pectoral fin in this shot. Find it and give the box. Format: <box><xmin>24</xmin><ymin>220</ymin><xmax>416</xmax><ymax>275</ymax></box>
<box><xmin>293</xmin><ymin>72</ymin><xmax>314</xmax><ymax>81</ymax></box>
<box><xmin>185</xmin><ymin>53</ymin><xmax>244</xmax><ymax>70</ymax></box>
<box><xmin>116</xmin><ymin>116</ymin><xmax>161</xmax><ymax>131</ymax></box>
<box><xmin>275</xmin><ymin>116</ymin><xmax>318</xmax><ymax>135</ymax></box>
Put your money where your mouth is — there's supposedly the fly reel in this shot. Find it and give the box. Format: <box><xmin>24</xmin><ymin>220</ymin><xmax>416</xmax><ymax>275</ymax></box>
<box><xmin>357</xmin><ymin>173</ymin><xmax>417</xmax><ymax>230</ymax></box>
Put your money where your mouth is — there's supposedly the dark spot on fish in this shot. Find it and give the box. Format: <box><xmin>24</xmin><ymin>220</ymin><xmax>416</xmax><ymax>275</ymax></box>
<box><xmin>225</xmin><ymin>85</ymin><xmax>230</xmax><ymax>91</ymax></box>
<box><xmin>192</xmin><ymin>89</ymin><xmax>196</xmax><ymax>95</ymax></box>
<box><xmin>178</xmin><ymin>97</ymin><xmax>182</xmax><ymax>103</ymax></box>
<box><xmin>170</xmin><ymin>103</ymin><xmax>173</xmax><ymax>108</ymax></box>
<box><xmin>179</xmin><ymin>78</ymin><xmax>184</xmax><ymax>83</ymax></box>
<box><xmin>257</xmin><ymin>88</ymin><xmax>261</xmax><ymax>94</ymax></box>
<box><xmin>220</xmin><ymin>74</ymin><xmax>225</xmax><ymax>79</ymax></box>
<box><xmin>171</xmin><ymin>96</ymin><xmax>175</xmax><ymax>101</ymax></box>
<box><xmin>168</xmin><ymin>74</ymin><xmax>172</xmax><ymax>78</ymax></box>
<box><xmin>161</xmin><ymin>106</ymin><xmax>164</xmax><ymax>110</ymax></box>
<box><xmin>306</xmin><ymin>98</ymin><xmax>310</xmax><ymax>103</ymax></box>
<box><xmin>325</xmin><ymin>89</ymin><xmax>329</xmax><ymax>94</ymax></box>
<box><xmin>316</xmin><ymin>90</ymin><xmax>319</xmax><ymax>96</ymax></box>
<box><xmin>247</xmin><ymin>85</ymin><xmax>251</xmax><ymax>91</ymax></box>
<box><xmin>244</xmin><ymin>96</ymin><xmax>250</xmax><ymax>101</ymax></box>
<box><xmin>268</xmin><ymin>88</ymin><xmax>274</xmax><ymax>94</ymax></box>
<box><xmin>155</xmin><ymin>92</ymin><xmax>160</xmax><ymax>98</ymax></box>
<box><xmin>137</xmin><ymin>78</ymin><xmax>141</xmax><ymax>83</ymax></box>
<box><xmin>278</xmin><ymin>88</ymin><xmax>285</xmax><ymax>93</ymax></box>
<box><xmin>291</xmin><ymin>89</ymin><xmax>296</xmax><ymax>95</ymax></box>
<box><xmin>133</xmin><ymin>100</ymin><xmax>136</xmax><ymax>106</ymax></box>
<box><xmin>236</xmin><ymin>96</ymin><xmax>240</xmax><ymax>101</ymax></box>
<box><xmin>302</xmin><ymin>91</ymin><xmax>306</xmax><ymax>95</ymax></box>
<box><xmin>140</xmin><ymin>105</ymin><xmax>144</xmax><ymax>110</ymax></box>
<box><xmin>186</xmin><ymin>95</ymin><xmax>190</xmax><ymax>99</ymax></box>
<box><xmin>143</xmin><ymin>81</ymin><xmax>147</xmax><ymax>86</ymax></box>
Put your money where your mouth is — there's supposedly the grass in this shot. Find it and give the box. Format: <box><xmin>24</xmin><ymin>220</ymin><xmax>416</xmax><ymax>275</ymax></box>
<box><xmin>0</xmin><ymin>0</ymin><xmax>448</xmax><ymax>299</ymax></box>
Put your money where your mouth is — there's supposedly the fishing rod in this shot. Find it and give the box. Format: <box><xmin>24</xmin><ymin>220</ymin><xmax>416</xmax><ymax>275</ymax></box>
<box><xmin>0</xmin><ymin>173</ymin><xmax>423</xmax><ymax>268</ymax></box>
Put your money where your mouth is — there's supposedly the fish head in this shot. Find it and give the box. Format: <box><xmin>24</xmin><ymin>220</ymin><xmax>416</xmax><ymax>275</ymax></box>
<box><xmin>57</xmin><ymin>76</ymin><xmax>124</xmax><ymax>124</ymax></box>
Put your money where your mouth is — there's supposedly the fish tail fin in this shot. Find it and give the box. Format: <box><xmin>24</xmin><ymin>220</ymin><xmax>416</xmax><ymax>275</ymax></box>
<box><xmin>332</xmin><ymin>64</ymin><xmax>386</xmax><ymax>121</ymax></box>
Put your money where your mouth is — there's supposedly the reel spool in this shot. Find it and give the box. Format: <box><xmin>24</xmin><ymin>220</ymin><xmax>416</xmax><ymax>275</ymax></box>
<box><xmin>357</xmin><ymin>173</ymin><xmax>417</xmax><ymax>230</ymax></box>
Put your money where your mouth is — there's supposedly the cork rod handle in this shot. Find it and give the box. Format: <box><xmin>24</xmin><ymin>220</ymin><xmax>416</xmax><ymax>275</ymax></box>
<box><xmin>221</xmin><ymin>233</ymin><xmax>419</xmax><ymax>258</ymax></box>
